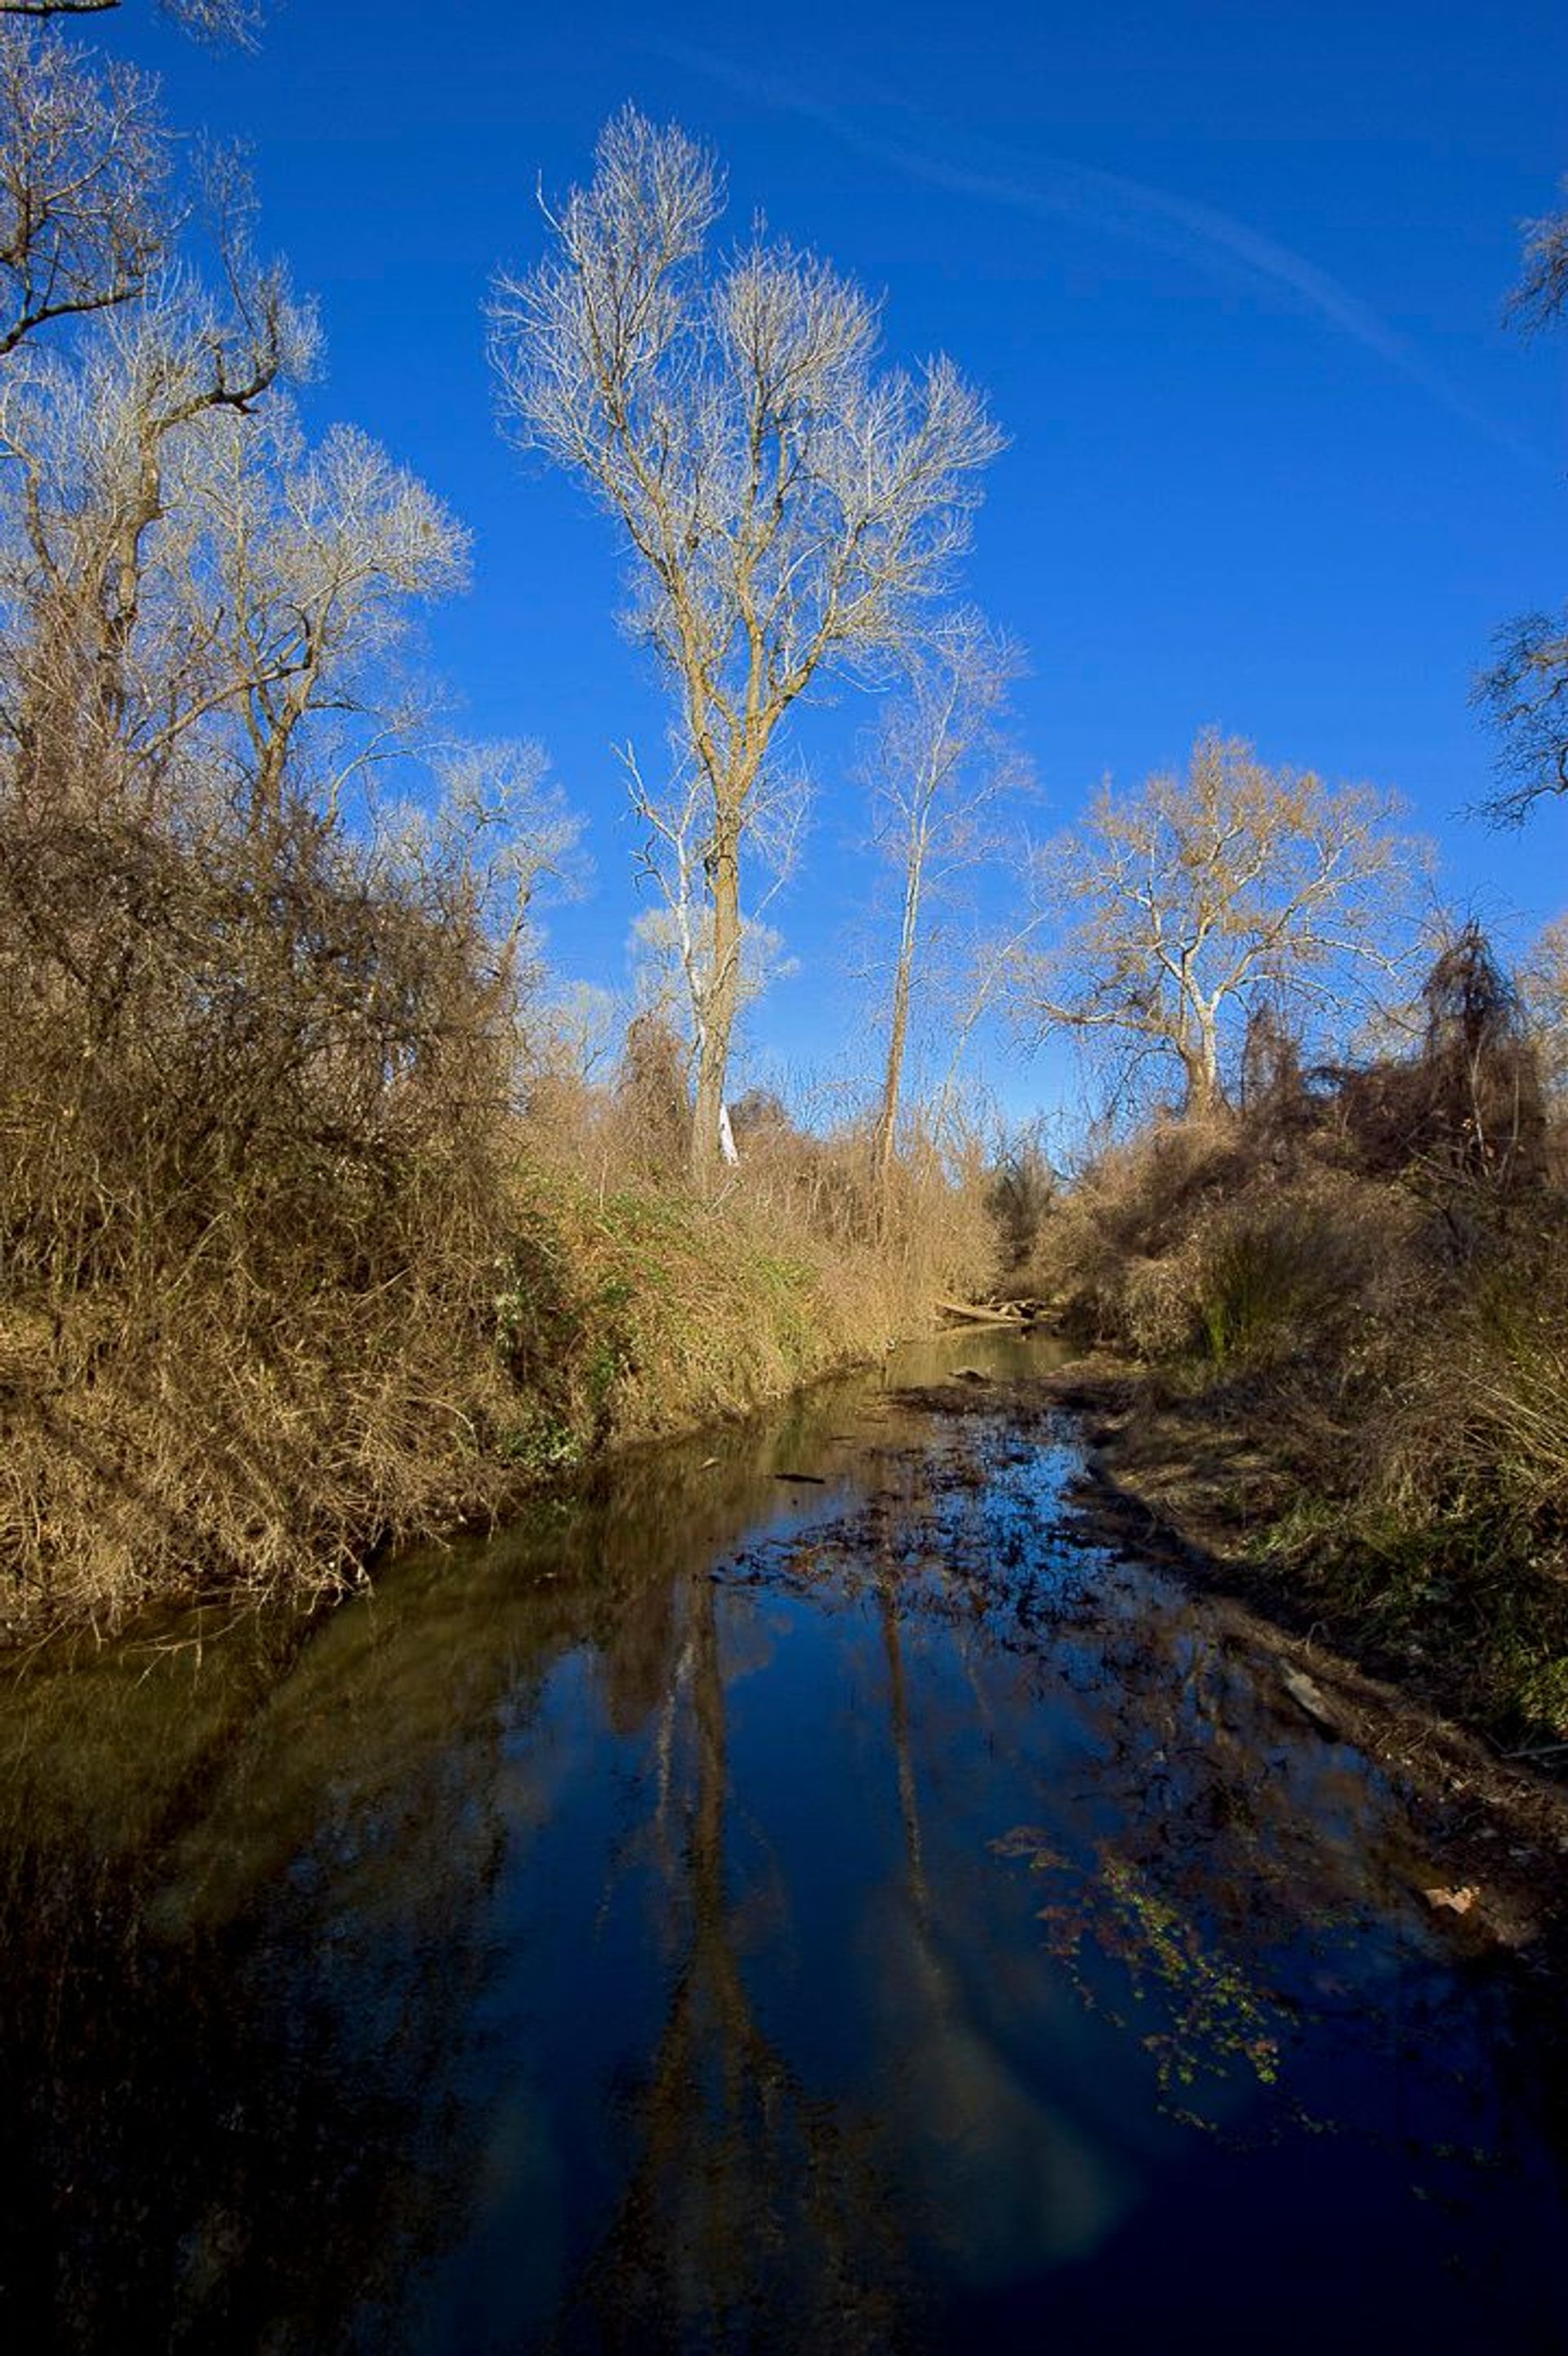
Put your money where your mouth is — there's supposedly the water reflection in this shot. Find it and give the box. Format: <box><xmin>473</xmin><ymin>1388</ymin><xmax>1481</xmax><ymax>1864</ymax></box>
<box><xmin>0</xmin><ymin>1335</ymin><xmax>1564</xmax><ymax>2351</ymax></box>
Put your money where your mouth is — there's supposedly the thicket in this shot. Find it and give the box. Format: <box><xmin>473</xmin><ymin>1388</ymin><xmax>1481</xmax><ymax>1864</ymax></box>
<box><xmin>0</xmin><ymin>693</ymin><xmax>1002</xmax><ymax>1636</ymax></box>
<box><xmin>1029</xmin><ymin>926</ymin><xmax>1568</xmax><ymax>1742</ymax></box>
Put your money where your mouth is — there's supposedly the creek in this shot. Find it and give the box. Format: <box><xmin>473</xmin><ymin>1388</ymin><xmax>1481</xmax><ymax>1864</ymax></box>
<box><xmin>2</xmin><ymin>1329</ymin><xmax>1566</xmax><ymax>2351</ymax></box>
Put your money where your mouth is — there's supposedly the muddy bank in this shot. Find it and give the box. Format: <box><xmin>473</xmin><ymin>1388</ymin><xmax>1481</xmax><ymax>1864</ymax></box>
<box><xmin>1031</xmin><ymin>1353</ymin><xmax>1568</xmax><ymax>1974</ymax></box>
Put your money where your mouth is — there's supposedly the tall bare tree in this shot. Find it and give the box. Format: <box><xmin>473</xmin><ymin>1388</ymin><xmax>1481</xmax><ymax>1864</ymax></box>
<box><xmin>1018</xmin><ymin>730</ymin><xmax>1421</xmax><ymax>1117</ymax></box>
<box><xmin>862</xmin><ymin>608</ymin><xmax>1029</xmax><ymax>1203</ymax></box>
<box><xmin>488</xmin><ymin>107</ymin><xmax>1001</xmax><ymax>1181</ymax></box>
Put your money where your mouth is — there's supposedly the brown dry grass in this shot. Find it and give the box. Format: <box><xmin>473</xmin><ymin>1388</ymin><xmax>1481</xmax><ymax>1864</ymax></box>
<box><xmin>0</xmin><ymin>754</ymin><xmax>528</xmax><ymax>1631</ymax></box>
<box><xmin>1027</xmin><ymin>993</ymin><xmax>1568</xmax><ymax>1747</ymax></box>
<box><xmin>497</xmin><ymin>1081</ymin><xmax>1001</xmax><ymax>1465</ymax></box>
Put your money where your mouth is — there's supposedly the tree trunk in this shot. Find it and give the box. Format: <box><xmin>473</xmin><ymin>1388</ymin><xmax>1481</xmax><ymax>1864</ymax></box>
<box><xmin>691</xmin><ymin>809</ymin><xmax>742</xmax><ymax>1188</ymax></box>
<box><xmin>871</xmin><ymin>845</ymin><xmax>924</xmax><ymax>1216</ymax></box>
<box><xmin>1181</xmin><ymin>1035</ymin><xmax>1224</xmax><ymax>1117</ymax></box>
<box><xmin>871</xmin><ymin>929</ymin><xmax>914</xmax><ymax>1210</ymax></box>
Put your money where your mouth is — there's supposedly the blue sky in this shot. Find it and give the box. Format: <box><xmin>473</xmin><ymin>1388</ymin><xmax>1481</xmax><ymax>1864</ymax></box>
<box><xmin>123</xmin><ymin>0</ymin><xmax>1567</xmax><ymax>1124</ymax></box>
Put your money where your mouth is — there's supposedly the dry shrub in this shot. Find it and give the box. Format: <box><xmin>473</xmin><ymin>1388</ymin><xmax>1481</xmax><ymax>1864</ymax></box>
<box><xmin>506</xmin><ymin>1069</ymin><xmax>1003</xmax><ymax>1460</ymax></box>
<box><xmin>0</xmin><ymin>748</ymin><xmax>523</xmax><ymax>1629</ymax></box>
<box><xmin>1329</xmin><ymin>923</ymin><xmax>1546</xmax><ymax>1201</ymax></box>
<box><xmin>611</xmin><ymin>1013</ymin><xmax>691</xmax><ymax>1179</ymax></box>
<box><xmin>1048</xmin><ymin>1145</ymin><xmax>1421</xmax><ymax>1371</ymax></box>
<box><xmin>1024</xmin><ymin>1112</ymin><xmax>1253</xmax><ymax>1349</ymax></box>
<box><xmin>1310</xmin><ymin>1235</ymin><xmax>1568</xmax><ymax>1738</ymax></box>
<box><xmin>1189</xmin><ymin>1168</ymin><xmax>1424</xmax><ymax>1372</ymax></box>
<box><xmin>986</xmin><ymin>1135</ymin><xmax>1057</xmax><ymax>1278</ymax></box>
<box><xmin>1366</xmin><ymin>1225</ymin><xmax>1568</xmax><ymax>1538</ymax></box>
<box><xmin>1033</xmin><ymin>949</ymin><xmax>1568</xmax><ymax>1735</ymax></box>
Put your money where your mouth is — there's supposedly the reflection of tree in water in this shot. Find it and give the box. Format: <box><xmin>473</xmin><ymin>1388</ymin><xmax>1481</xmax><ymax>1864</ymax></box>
<box><xmin>0</xmin><ymin>1363</ymin><xmax>929</xmax><ymax>2350</ymax></box>
<box><xmin>577</xmin><ymin>1568</ymin><xmax>911</xmax><ymax>2350</ymax></box>
<box><xmin>869</xmin><ymin>1553</ymin><xmax>1137</xmax><ymax>2283</ymax></box>
<box><xmin>809</xmin><ymin>1408</ymin><xmax>1463</xmax><ymax>2133</ymax></box>
<box><xmin>3</xmin><ymin>1371</ymin><xmax>1547</xmax><ymax>2345</ymax></box>
<box><xmin>0</xmin><ymin>1618</ymin><xmax>520</xmax><ymax>2351</ymax></box>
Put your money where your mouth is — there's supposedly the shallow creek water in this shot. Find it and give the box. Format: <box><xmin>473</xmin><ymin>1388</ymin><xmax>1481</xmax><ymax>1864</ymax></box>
<box><xmin>2</xmin><ymin>1331</ymin><xmax>1567</xmax><ymax>2351</ymax></box>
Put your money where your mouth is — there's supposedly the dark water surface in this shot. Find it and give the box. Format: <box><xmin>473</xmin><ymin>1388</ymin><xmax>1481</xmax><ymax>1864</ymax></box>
<box><xmin>4</xmin><ymin>1331</ymin><xmax>1567</xmax><ymax>2352</ymax></box>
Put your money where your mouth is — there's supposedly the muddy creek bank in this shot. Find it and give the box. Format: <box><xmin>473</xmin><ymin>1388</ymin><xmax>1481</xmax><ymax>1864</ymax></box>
<box><xmin>2</xmin><ymin>1331</ymin><xmax>1566</xmax><ymax>2352</ymax></box>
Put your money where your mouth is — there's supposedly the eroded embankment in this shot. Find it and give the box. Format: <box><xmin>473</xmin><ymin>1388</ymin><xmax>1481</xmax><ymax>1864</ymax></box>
<box><xmin>1036</xmin><ymin>1354</ymin><xmax>1568</xmax><ymax>1967</ymax></box>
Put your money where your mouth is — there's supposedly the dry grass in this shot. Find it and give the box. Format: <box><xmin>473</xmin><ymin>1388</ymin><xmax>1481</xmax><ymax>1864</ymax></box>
<box><xmin>1030</xmin><ymin>991</ymin><xmax>1568</xmax><ymax>1745</ymax></box>
<box><xmin>0</xmin><ymin>758</ymin><xmax>528</xmax><ymax>1630</ymax></box>
<box><xmin>496</xmin><ymin>1087</ymin><xmax>1001</xmax><ymax>1469</ymax></box>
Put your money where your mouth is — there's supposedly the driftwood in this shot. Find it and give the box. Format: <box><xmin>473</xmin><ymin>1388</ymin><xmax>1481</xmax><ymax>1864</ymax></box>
<box><xmin>1280</xmin><ymin>1667</ymin><xmax>1341</xmax><ymax>1738</ymax></box>
<box><xmin>936</xmin><ymin>1297</ymin><xmax>1028</xmax><ymax>1327</ymax></box>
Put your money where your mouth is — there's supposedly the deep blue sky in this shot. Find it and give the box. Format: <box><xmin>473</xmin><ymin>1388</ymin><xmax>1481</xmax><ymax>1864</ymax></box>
<box><xmin>122</xmin><ymin>0</ymin><xmax>1567</xmax><ymax>1122</ymax></box>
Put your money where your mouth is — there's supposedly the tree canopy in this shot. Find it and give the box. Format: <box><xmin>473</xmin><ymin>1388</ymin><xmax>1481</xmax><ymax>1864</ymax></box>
<box><xmin>1018</xmin><ymin>730</ymin><xmax>1423</xmax><ymax>1116</ymax></box>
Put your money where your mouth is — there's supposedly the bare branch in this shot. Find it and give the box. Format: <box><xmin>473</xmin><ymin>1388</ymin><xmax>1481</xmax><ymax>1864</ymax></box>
<box><xmin>1477</xmin><ymin>175</ymin><xmax>1568</xmax><ymax>818</ymax></box>
<box><xmin>858</xmin><ymin>606</ymin><xmax>1031</xmax><ymax>1195</ymax></box>
<box><xmin>1508</xmin><ymin>178</ymin><xmax>1568</xmax><ymax>336</ymax></box>
<box><xmin>0</xmin><ymin>20</ymin><xmax>171</xmax><ymax>358</ymax></box>
<box><xmin>0</xmin><ymin>2</ymin><xmax>263</xmax><ymax>43</ymax></box>
<box><xmin>1015</xmin><ymin>729</ymin><xmax>1428</xmax><ymax>1116</ymax></box>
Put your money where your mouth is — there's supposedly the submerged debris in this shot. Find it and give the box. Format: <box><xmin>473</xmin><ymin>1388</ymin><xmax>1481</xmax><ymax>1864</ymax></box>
<box><xmin>1280</xmin><ymin>1667</ymin><xmax>1341</xmax><ymax>1737</ymax></box>
<box><xmin>1424</xmin><ymin>1884</ymin><xmax>1481</xmax><ymax>1916</ymax></box>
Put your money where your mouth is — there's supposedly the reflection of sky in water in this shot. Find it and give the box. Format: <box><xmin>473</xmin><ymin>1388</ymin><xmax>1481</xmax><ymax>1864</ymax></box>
<box><xmin>0</xmin><ymin>1335</ymin><xmax>1565</xmax><ymax>2351</ymax></box>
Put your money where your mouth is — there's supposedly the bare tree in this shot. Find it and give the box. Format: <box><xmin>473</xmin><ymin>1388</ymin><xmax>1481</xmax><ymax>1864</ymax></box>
<box><xmin>861</xmin><ymin>608</ymin><xmax>1029</xmax><ymax>1203</ymax></box>
<box><xmin>381</xmin><ymin>736</ymin><xmax>583</xmax><ymax>1014</ymax></box>
<box><xmin>1477</xmin><ymin>174</ymin><xmax>1568</xmax><ymax>821</ymax></box>
<box><xmin>1477</xmin><ymin>610</ymin><xmax>1568</xmax><ymax>823</ymax></box>
<box><xmin>1018</xmin><ymin>729</ymin><xmax>1422</xmax><ymax>1117</ymax></box>
<box><xmin>0</xmin><ymin>269</ymin><xmax>315</xmax><ymax>805</ymax></box>
<box><xmin>622</xmin><ymin>737</ymin><xmax>804</xmax><ymax>1162</ymax></box>
<box><xmin>0</xmin><ymin>20</ymin><xmax>170</xmax><ymax>357</ymax></box>
<box><xmin>0</xmin><ymin>0</ymin><xmax>270</xmax><ymax>366</ymax></box>
<box><xmin>1517</xmin><ymin>911</ymin><xmax>1568</xmax><ymax>1096</ymax></box>
<box><xmin>192</xmin><ymin>408</ymin><xmax>466</xmax><ymax>819</ymax></box>
<box><xmin>488</xmin><ymin>106</ymin><xmax>1001</xmax><ymax>1182</ymax></box>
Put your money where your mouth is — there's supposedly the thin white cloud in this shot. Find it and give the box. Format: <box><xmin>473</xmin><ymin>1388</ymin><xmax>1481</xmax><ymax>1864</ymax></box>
<box><xmin>655</xmin><ymin>41</ymin><xmax>1536</xmax><ymax>463</ymax></box>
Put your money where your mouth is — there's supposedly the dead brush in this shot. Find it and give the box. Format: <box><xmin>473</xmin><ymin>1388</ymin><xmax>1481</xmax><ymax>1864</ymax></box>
<box><xmin>1391</xmin><ymin>1247</ymin><xmax>1568</xmax><ymax>1541</ymax></box>
<box><xmin>1025</xmin><ymin>1112</ymin><xmax>1256</xmax><ymax>1346</ymax></box>
<box><xmin>1189</xmin><ymin>1167</ymin><xmax>1424</xmax><ymax>1372</ymax></box>
<box><xmin>506</xmin><ymin>1052</ymin><xmax>1006</xmax><ymax>1461</ymax></box>
<box><xmin>0</xmin><ymin>752</ymin><xmax>526</xmax><ymax>1632</ymax></box>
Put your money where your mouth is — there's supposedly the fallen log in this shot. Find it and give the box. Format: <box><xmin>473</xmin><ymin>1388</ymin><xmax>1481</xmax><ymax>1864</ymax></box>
<box><xmin>936</xmin><ymin>1297</ymin><xmax>1026</xmax><ymax>1326</ymax></box>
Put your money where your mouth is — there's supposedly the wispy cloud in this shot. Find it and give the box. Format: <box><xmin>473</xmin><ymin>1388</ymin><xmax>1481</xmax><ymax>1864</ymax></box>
<box><xmin>653</xmin><ymin>42</ymin><xmax>1536</xmax><ymax>464</ymax></box>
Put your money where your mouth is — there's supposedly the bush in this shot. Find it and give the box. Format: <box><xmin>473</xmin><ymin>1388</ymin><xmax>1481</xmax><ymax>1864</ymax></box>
<box><xmin>0</xmin><ymin>731</ymin><xmax>526</xmax><ymax>1626</ymax></box>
